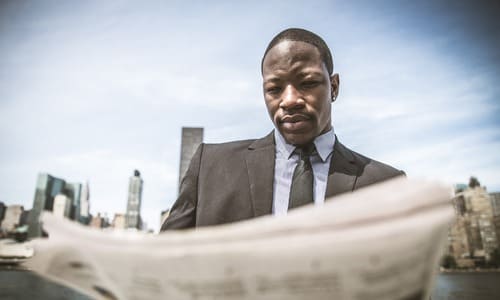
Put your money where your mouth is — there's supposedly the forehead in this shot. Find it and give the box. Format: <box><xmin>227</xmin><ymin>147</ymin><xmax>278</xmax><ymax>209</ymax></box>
<box><xmin>262</xmin><ymin>40</ymin><xmax>326</xmax><ymax>77</ymax></box>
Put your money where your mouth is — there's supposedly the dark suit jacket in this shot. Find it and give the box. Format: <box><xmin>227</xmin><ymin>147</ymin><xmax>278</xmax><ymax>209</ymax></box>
<box><xmin>161</xmin><ymin>132</ymin><xmax>404</xmax><ymax>230</ymax></box>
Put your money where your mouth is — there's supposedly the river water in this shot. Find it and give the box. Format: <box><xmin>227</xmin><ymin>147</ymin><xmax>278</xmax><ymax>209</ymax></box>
<box><xmin>1</xmin><ymin>269</ymin><xmax>500</xmax><ymax>299</ymax></box>
<box><xmin>432</xmin><ymin>272</ymin><xmax>500</xmax><ymax>300</ymax></box>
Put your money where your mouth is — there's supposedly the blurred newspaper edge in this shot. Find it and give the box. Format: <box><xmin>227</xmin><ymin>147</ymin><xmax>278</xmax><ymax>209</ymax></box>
<box><xmin>23</xmin><ymin>177</ymin><xmax>454</xmax><ymax>300</ymax></box>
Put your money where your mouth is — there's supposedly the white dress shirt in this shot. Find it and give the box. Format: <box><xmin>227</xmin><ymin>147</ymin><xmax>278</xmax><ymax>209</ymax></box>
<box><xmin>272</xmin><ymin>128</ymin><xmax>336</xmax><ymax>215</ymax></box>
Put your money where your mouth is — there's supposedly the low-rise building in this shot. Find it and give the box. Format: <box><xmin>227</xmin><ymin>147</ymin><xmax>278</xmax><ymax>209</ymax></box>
<box><xmin>89</xmin><ymin>213</ymin><xmax>109</xmax><ymax>229</ymax></box>
<box><xmin>111</xmin><ymin>213</ymin><xmax>126</xmax><ymax>230</ymax></box>
<box><xmin>1</xmin><ymin>205</ymin><xmax>24</xmax><ymax>232</ymax></box>
<box><xmin>53</xmin><ymin>194</ymin><xmax>72</xmax><ymax>219</ymax></box>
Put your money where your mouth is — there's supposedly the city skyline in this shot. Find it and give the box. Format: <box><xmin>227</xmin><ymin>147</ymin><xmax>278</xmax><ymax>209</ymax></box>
<box><xmin>1</xmin><ymin>1</ymin><xmax>499</xmax><ymax>231</ymax></box>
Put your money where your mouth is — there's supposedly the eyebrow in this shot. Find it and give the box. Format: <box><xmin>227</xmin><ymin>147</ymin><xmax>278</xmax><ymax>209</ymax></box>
<box><xmin>297</xmin><ymin>71</ymin><xmax>324</xmax><ymax>78</ymax></box>
<box><xmin>263</xmin><ymin>77</ymin><xmax>281</xmax><ymax>83</ymax></box>
<box><xmin>264</xmin><ymin>71</ymin><xmax>323</xmax><ymax>83</ymax></box>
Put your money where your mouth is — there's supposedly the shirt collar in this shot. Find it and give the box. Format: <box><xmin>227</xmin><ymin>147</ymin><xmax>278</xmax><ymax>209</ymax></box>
<box><xmin>274</xmin><ymin>128</ymin><xmax>336</xmax><ymax>162</ymax></box>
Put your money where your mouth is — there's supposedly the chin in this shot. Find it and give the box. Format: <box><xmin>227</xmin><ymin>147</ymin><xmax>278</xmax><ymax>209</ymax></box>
<box><xmin>283</xmin><ymin>133</ymin><xmax>314</xmax><ymax>146</ymax></box>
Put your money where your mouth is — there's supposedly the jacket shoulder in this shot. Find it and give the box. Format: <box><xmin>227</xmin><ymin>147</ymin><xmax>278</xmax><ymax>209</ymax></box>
<box><xmin>202</xmin><ymin>139</ymin><xmax>256</xmax><ymax>153</ymax></box>
<box><xmin>200</xmin><ymin>132</ymin><xmax>274</xmax><ymax>157</ymax></box>
<box><xmin>338</xmin><ymin>143</ymin><xmax>405</xmax><ymax>187</ymax></box>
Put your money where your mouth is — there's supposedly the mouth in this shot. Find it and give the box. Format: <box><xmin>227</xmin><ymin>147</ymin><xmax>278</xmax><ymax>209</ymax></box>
<box><xmin>278</xmin><ymin>114</ymin><xmax>312</xmax><ymax>132</ymax></box>
<box><xmin>279</xmin><ymin>114</ymin><xmax>310</xmax><ymax>123</ymax></box>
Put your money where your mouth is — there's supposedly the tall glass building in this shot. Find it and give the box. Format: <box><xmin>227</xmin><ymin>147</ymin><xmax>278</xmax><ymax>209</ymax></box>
<box><xmin>28</xmin><ymin>173</ymin><xmax>66</xmax><ymax>237</ymax></box>
<box><xmin>79</xmin><ymin>181</ymin><xmax>90</xmax><ymax>224</ymax></box>
<box><xmin>64</xmin><ymin>182</ymin><xmax>82</xmax><ymax>221</ymax></box>
<box><xmin>179</xmin><ymin>127</ymin><xmax>203</xmax><ymax>191</ymax></box>
<box><xmin>125</xmin><ymin>170</ymin><xmax>143</xmax><ymax>229</ymax></box>
<box><xmin>28</xmin><ymin>173</ymin><xmax>83</xmax><ymax>237</ymax></box>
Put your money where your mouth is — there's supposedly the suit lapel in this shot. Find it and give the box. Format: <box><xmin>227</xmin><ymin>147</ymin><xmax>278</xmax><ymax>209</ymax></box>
<box><xmin>325</xmin><ymin>138</ymin><xmax>359</xmax><ymax>198</ymax></box>
<box><xmin>245</xmin><ymin>133</ymin><xmax>358</xmax><ymax>211</ymax></box>
<box><xmin>245</xmin><ymin>132</ymin><xmax>275</xmax><ymax>217</ymax></box>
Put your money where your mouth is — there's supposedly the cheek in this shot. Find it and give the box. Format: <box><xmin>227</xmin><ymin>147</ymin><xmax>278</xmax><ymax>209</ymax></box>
<box><xmin>265</xmin><ymin>99</ymin><xmax>279</xmax><ymax>117</ymax></box>
<box><xmin>316</xmin><ymin>98</ymin><xmax>332</xmax><ymax>122</ymax></box>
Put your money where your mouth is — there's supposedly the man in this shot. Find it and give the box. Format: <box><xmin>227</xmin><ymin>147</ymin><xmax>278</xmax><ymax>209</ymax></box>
<box><xmin>161</xmin><ymin>28</ymin><xmax>404</xmax><ymax>230</ymax></box>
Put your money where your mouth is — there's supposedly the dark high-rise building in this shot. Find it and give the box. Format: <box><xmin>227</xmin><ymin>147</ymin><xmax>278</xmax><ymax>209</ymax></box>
<box><xmin>28</xmin><ymin>173</ymin><xmax>66</xmax><ymax>237</ymax></box>
<box><xmin>179</xmin><ymin>127</ymin><xmax>203</xmax><ymax>190</ymax></box>
<box><xmin>20</xmin><ymin>209</ymin><xmax>30</xmax><ymax>226</ymax></box>
<box><xmin>125</xmin><ymin>170</ymin><xmax>143</xmax><ymax>229</ymax></box>
<box><xmin>0</xmin><ymin>202</ymin><xmax>6</xmax><ymax>225</ymax></box>
<box><xmin>28</xmin><ymin>173</ymin><xmax>84</xmax><ymax>237</ymax></box>
<box><xmin>64</xmin><ymin>182</ymin><xmax>82</xmax><ymax>221</ymax></box>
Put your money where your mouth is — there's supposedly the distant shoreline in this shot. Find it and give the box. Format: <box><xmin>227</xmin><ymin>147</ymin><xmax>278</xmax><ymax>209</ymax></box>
<box><xmin>440</xmin><ymin>268</ymin><xmax>500</xmax><ymax>273</ymax></box>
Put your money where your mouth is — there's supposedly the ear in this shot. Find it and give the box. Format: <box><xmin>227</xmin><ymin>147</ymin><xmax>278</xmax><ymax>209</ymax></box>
<box><xmin>330</xmin><ymin>73</ymin><xmax>340</xmax><ymax>102</ymax></box>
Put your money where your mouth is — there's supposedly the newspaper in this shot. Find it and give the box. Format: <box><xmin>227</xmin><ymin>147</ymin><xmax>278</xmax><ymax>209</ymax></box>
<box><xmin>24</xmin><ymin>177</ymin><xmax>453</xmax><ymax>300</ymax></box>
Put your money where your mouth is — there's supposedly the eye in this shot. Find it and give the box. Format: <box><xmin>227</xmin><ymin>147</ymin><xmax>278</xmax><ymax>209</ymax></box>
<box><xmin>265</xmin><ymin>86</ymin><xmax>282</xmax><ymax>95</ymax></box>
<box><xmin>301</xmin><ymin>81</ymin><xmax>320</xmax><ymax>89</ymax></box>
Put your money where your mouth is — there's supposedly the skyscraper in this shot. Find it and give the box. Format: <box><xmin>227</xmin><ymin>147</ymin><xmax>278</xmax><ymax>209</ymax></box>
<box><xmin>64</xmin><ymin>182</ymin><xmax>82</xmax><ymax>221</ymax></box>
<box><xmin>28</xmin><ymin>173</ymin><xmax>85</xmax><ymax>237</ymax></box>
<box><xmin>0</xmin><ymin>202</ymin><xmax>6</xmax><ymax>225</ymax></box>
<box><xmin>125</xmin><ymin>170</ymin><xmax>143</xmax><ymax>229</ymax></box>
<box><xmin>178</xmin><ymin>127</ymin><xmax>203</xmax><ymax>191</ymax></box>
<box><xmin>28</xmin><ymin>173</ymin><xmax>66</xmax><ymax>237</ymax></box>
<box><xmin>79</xmin><ymin>181</ymin><xmax>90</xmax><ymax>224</ymax></box>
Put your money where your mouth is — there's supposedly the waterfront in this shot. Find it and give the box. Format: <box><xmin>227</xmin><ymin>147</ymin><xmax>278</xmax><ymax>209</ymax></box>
<box><xmin>432</xmin><ymin>271</ymin><xmax>500</xmax><ymax>300</ymax></box>
<box><xmin>0</xmin><ymin>268</ymin><xmax>90</xmax><ymax>300</ymax></box>
<box><xmin>1</xmin><ymin>268</ymin><xmax>500</xmax><ymax>299</ymax></box>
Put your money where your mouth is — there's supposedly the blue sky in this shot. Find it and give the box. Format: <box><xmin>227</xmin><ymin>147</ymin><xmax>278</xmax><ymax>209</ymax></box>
<box><xmin>1</xmin><ymin>0</ymin><xmax>499</xmax><ymax>231</ymax></box>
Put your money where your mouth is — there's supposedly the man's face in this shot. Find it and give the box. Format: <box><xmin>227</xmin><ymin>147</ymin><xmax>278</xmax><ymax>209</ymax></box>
<box><xmin>262</xmin><ymin>40</ymin><xmax>339</xmax><ymax>146</ymax></box>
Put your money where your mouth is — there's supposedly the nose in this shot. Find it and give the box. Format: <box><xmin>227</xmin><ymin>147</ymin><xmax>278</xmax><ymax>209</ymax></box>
<box><xmin>279</xmin><ymin>84</ymin><xmax>304</xmax><ymax>110</ymax></box>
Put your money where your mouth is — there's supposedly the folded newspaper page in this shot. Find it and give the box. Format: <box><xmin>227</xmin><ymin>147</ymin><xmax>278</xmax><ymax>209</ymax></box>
<box><xmin>24</xmin><ymin>177</ymin><xmax>453</xmax><ymax>300</ymax></box>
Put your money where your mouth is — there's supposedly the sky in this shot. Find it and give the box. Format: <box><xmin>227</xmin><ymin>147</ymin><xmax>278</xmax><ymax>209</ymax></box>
<box><xmin>1</xmin><ymin>0</ymin><xmax>499</xmax><ymax>232</ymax></box>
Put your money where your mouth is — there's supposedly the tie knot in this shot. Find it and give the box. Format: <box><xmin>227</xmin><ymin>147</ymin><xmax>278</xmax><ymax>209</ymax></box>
<box><xmin>294</xmin><ymin>143</ymin><xmax>316</xmax><ymax>159</ymax></box>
